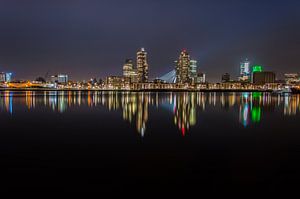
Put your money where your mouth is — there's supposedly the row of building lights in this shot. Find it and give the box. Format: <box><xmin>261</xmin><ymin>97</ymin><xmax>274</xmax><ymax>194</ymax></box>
<box><xmin>1</xmin><ymin>48</ymin><xmax>300</xmax><ymax>89</ymax></box>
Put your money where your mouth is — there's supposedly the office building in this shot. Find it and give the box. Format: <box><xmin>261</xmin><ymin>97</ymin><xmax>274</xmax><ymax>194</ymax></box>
<box><xmin>137</xmin><ymin>48</ymin><xmax>149</xmax><ymax>83</ymax></box>
<box><xmin>239</xmin><ymin>59</ymin><xmax>251</xmax><ymax>82</ymax></box>
<box><xmin>123</xmin><ymin>59</ymin><xmax>134</xmax><ymax>78</ymax></box>
<box><xmin>51</xmin><ymin>74</ymin><xmax>68</xmax><ymax>84</ymax></box>
<box><xmin>252</xmin><ymin>71</ymin><xmax>276</xmax><ymax>85</ymax></box>
<box><xmin>105</xmin><ymin>76</ymin><xmax>126</xmax><ymax>89</ymax></box>
<box><xmin>189</xmin><ymin>60</ymin><xmax>198</xmax><ymax>82</ymax></box>
<box><xmin>0</xmin><ymin>72</ymin><xmax>12</xmax><ymax>82</ymax></box>
<box><xmin>123</xmin><ymin>58</ymin><xmax>138</xmax><ymax>83</ymax></box>
<box><xmin>175</xmin><ymin>49</ymin><xmax>190</xmax><ymax>84</ymax></box>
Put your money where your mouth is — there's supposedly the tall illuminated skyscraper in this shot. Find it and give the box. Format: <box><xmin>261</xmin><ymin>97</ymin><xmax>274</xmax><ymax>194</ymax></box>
<box><xmin>175</xmin><ymin>49</ymin><xmax>190</xmax><ymax>84</ymax></box>
<box><xmin>136</xmin><ymin>48</ymin><xmax>149</xmax><ymax>83</ymax></box>
<box><xmin>189</xmin><ymin>60</ymin><xmax>197</xmax><ymax>83</ymax></box>
<box><xmin>239</xmin><ymin>59</ymin><xmax>251</xmax><ymax>82</ymax></box>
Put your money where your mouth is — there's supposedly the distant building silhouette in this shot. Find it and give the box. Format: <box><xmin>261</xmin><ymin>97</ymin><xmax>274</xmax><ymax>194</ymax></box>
<box><xmin>222</xmin><ymin>73</ymin><xmax>230</xmax><ymax>83</ymax></box>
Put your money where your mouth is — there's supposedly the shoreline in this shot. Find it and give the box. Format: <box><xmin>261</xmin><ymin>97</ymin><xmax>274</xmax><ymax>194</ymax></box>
<box><xmin>0</xmin><ymin>88</ymin><xmax>274</xmax><ymax>92</ymax></box>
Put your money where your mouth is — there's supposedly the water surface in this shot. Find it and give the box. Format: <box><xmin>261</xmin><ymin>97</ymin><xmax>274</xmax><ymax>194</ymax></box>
<box><xmin>0</xmin><ymin>91</ymin><xmax>299</xmax><ymax>193</ymax></box>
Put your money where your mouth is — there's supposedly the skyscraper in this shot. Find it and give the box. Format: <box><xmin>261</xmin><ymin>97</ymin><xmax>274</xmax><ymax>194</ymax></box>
<box><xmin>239</xmin><ymin>59</ymin><xmax>251</xmax><ymax>82</ymax></box>
<box><xmin>175</xmin><ymin>50</ymin><xmax>190</xmax><ymax>84</ymax></box>
<box><xmin>137</xmin><ymin>48</ymin><xmax>149</xmax><ymax>83</ymax></box>
<box><xmin>123</xmin><ymin>59</ymin><xmax>134</xmax><ymax>78</ymax></box>
<box><xmin>189</xmin><ymin>60</ymin><xmax>198</xmax><ymax>83</ymax></box>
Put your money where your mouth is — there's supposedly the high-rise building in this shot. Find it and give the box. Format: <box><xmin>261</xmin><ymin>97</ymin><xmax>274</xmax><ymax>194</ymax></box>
<box><xmin>252</xmin><ymin>71</ymin><xmax>276</xmax><ymax>85</ymax></box>
<box><xmin>175</xmin><ymin>50</ymin><xmax>190</xmax><ymax>84</ymax></box>
<box><xmin>0</xmin><ymin>72</ymin><xmax>12</xmax><ymax>82</ymax></box>
<box><xmin>189</xmin><ymin>60</ymin><xmax>198</xmax><ymax>83</ymax></box>
<box><xmin>251</xmin><ymin>65</ymin><xmax>263</xmax><ymax>83</ymax></box>
<box><xmin>136</xmin><ymin>48</ymin><xmax>149</xmax><ymax>83</ymax></box>
<box><xmin>123</xmin><ymin>59</ymin><xmax>134</xmax><ymax>78</ymax></box>
<box><xmin>239</xmin><ymin>59</ymin><xmax>251</xmax><ymax>82</ymax></box>
<box><xmin>222</xmin><ymin>73</ymin><xmax>231</xmax><ymax>83</ymax></box>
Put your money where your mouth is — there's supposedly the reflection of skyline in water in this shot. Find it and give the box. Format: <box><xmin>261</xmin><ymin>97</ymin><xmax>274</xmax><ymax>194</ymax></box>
<box><xmin>0</xmin><ymin>91</ymin><xmax>300</xmax><ymax>136</ymax></box>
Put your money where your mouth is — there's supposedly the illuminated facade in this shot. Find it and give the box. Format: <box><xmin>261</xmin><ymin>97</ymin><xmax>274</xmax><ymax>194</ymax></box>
<box><xmin>189</xmin><ymin>60</ymin><xmax>198</xmax><ymax>83</ymax></box>
<box><xmin>123</xmin><ymin>59</ymin><xmax>134</xmax><ymax>78</ymax></box>
<box><xmin>105</xmin><ymin>76</ymin><xmax>126</xmax><ymax>89</ymax></box>
<box><xmin>284</xmin><ymin>73</ymin><xmax>299</xmax><ymax>84</ymax></box>
<box><xmin>196</xmin><ymin>72</ymin><xmax>206</xmax><ymax>83</ymax></box>
<box><xmin>252</xmin><ymin>65</ymin><xmax>263</xmax><ymax>73</ymax></box>
<box><xmin>239</xmin><ymin>59</ymin><xmax>251</xmax><ymax>82</ymax></box>
<box><xmin>123</xmin><ymin>59</ymin><xmax>138</xmax><ymax>83</ymax></box>
<box><xmin>137</xmin><ymin>48</ymin><xmax>149</xmax><ymax>83</ymax></box>
<box><xmin>175</xmin><ymin>50</ymin><xmax>191</xmax><ymax>84</ymax></box>
<box><xmin>51</xmin><ymin>74</ymin><xmax>68</xmax><ymax>84</ymax></box>
<box><xmin>0</xmin><ymin>72</ymin><xmax>13</xmax><ymax>82</ymax></box>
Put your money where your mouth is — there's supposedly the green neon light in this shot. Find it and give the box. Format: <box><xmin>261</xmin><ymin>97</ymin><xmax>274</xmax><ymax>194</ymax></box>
<box><xmin>252</xmin><ymin>65</ymin><xmax>263</xmax><ymax>73</ymax></box>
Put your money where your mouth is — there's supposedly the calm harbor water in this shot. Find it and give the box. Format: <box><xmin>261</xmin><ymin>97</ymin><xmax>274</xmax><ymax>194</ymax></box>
<box><xmin>0</xmin><ymin>91</ymin><xmax>300</xmax><ymax>193</ymax></box>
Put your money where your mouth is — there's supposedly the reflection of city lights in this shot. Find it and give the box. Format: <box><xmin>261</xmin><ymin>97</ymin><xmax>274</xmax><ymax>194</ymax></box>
<box><xmin>284</xmin><ymin>95</ymin><xmax>300</xmax><ymax>116</ymax></box>
<box><xmin>0</xmin><ymin>91</ymin><xmax>300</xmax><ymax>135</ymax></box>
<box><xmin>240</xmin><ymin>103</ymin><xmax>250</xmax><ymax>127</ymax></box>
<box><xmin>251</xmin><ymin>107</ymin><xmax>261</xmax><ymax>123</ymax></box>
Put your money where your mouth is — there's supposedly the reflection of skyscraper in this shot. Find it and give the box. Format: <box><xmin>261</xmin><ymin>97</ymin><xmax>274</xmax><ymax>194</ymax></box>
<box><xmin>136</xmin><ymin>93</ymin><xmax>148</xmax><ymax>136</ymax></box>
<box><xmin>173</xmin><ymin>92</ymin><xmax>197</xmax><ymax>136</ymax></box>
<box><xmin>137</xmin><ymin>48</ymin><xmax>149</xmax><ymax>83</ymax></box>
<box><xmin>239</xmin><ymin>59</ymin><xmax>250</xmax><ymax>82</ymax></box>
<box><xmin>239</xmin><ymin>93</ymin><xmax>250</xmax><ymax>127</ymax></box>
<box><xmin>1</xmin><ymin>91</ymin><xmax>13</xmax><ymax>114</ymax></box>
<box><xmin>239</xmin><ymin>92</ymin><xmax>263</xmax><ymax>127</ymax></box>
<box><xmin>175</xmin><ymin>50</ymin><xmax>191</xmax><ymax>84</ymax></box>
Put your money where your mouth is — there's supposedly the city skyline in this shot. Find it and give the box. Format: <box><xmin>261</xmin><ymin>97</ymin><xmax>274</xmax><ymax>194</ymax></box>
<box><xmin>0</xmin><ymin>47</ymin><xmax>297</xmax><ymax>83</ymax></box>
<box><xmin>0</xmin><ymin>0</ymin><xmax>299</xmax><ymax>81</ymax></box>
<box><xmin>1</xmin><ymin>1</ymin><xmax>300</xmax><ymax>193</ymax></box>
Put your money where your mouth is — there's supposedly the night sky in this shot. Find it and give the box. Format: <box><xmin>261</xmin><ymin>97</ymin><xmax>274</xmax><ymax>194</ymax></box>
<box><xmin>0</xmin><ymin>0</ymin><xmax>299</xmax><ymax>82</ymax></box>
